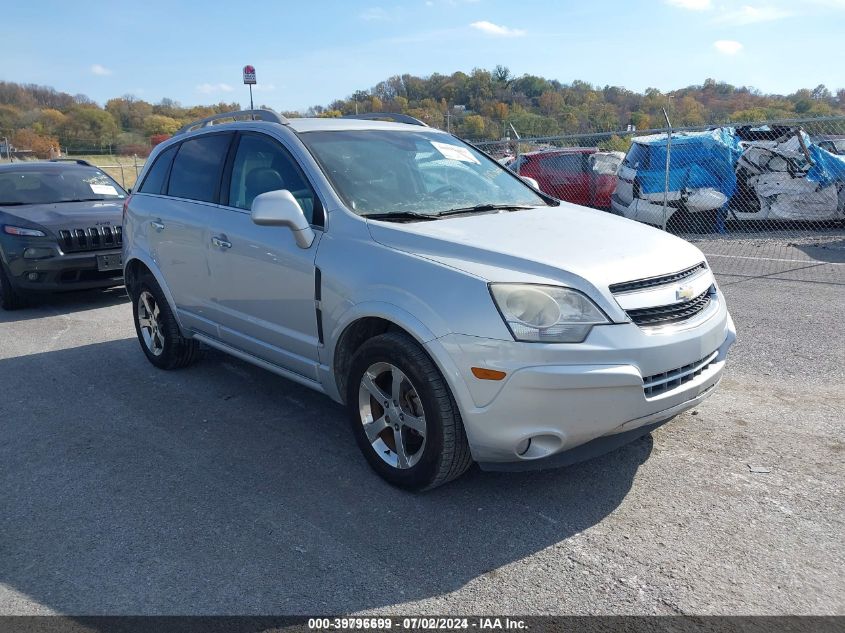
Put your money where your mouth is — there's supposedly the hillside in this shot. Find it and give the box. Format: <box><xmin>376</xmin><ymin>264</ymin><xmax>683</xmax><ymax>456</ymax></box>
<box><xmin>1</xmin><ymin>67</ymin><xmax>843</xmax><ymax>157</ymax></box>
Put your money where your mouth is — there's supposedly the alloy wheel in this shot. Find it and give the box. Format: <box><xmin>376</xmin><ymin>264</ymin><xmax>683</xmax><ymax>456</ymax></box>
<box><xmin>137</xmin><ymin>290</ymin><xmax>165</xmax><ymax>356</ymax></box>
<box><xmin>358</xmin><ymin>361</ymin><xmax>427</xmax><ymax>469</ymax></box>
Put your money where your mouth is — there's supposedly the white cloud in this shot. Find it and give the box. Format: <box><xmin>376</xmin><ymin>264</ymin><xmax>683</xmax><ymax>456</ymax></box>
<box><xmin>360</xmin><ymin>7</ymin><xmax>390</xmax><ymax>20</ymax></box>
<box><xmin>713</xmin><ymin>40</ymin><xmax>743</xmax><ymax>55</ymax></box>
<box><xmin>90</xmin><ymin>64</ymin><xmax>112</xmax><ymax>76</ymax></box>
<box><xmin>469</xmin><ymin>20</ymin><xmax>526</xmax><ymax>37</ymax></box>
<box><xmin>253</xmin><ymin>83</ymin><xmax>276</xmax><ymax>92</ymax></box>
<box><xmin>712</xmin><ymin>5</ymin><xmax>792</xmax><ymax>24</ymax></box>
<box><xmin>806</xmin><ymin>0</ymin><xmax>845</xmax><ymax>7</ymax></box>
<box><xmin>196</xmin><ymin>82</ymin><xmax>234</xmax><ymax>94</ymax></box>
<box><xmin>665</xmin><ymin>0</ymin><xmax>712</xmax><ymax>10</ymax></box>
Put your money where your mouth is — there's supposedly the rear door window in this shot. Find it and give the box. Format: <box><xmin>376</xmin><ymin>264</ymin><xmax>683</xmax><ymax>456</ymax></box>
<box><xmin>139</xmin><ymin>145</ymin><xmax>177</xmax><ymax>195</ymax></box>
<box><xmin>167</xmin><ymin>133</ymin><xmax>233</xmax><ymax>203</ymax></box>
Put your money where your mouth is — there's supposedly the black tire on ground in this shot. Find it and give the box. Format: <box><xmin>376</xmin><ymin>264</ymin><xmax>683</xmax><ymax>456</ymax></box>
<box><xmin>346</xmin><ymin>331</ymin><xmax>473</xmax><ymax>491</ymax></box>
<box><xmin>130</xmin><ymin>272</ymin><xmax>199</xmax><ymax>370</ymax></box>
<box><xmin>667</xmin><ymin>208</ymin><xmax>717</xmax><ymax>235</ymax></box>
<box><xmin>0</xmin><ymin>262</ymin><xmax>26</xmax><ymax>310</ymax></box>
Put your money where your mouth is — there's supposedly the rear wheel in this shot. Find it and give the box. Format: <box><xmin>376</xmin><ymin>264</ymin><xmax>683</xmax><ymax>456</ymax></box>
<box><xmin>131</xmin><ymin>273</ymin><xmax>199</xmax><ymax>369</ymax></box>
<box><xmin>0</xmin><ymin>263</ymin><xmax>26</xmax><ymax>311</ymax></box>
<box><xmin>346</xmin><ymin>332</ymin><xmax>472</xmax><ymax>491</ymax></box>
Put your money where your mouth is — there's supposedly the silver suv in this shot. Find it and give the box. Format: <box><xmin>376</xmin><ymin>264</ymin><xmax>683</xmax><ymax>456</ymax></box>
<box><xmin>124</xmin><ymin>110</ymin><xmax>735</xmax><ymax>490</ymax></box>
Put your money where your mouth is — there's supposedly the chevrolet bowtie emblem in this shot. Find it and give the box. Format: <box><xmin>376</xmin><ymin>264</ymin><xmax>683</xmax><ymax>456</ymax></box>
<box><xmin>676</xmin><ymin>285</ymin><xmax>696</xmax><ymax>301</ymax></box>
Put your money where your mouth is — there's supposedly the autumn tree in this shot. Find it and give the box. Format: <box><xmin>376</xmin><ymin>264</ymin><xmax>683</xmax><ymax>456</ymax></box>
<box><xmin>143</xmin><ymin>114</ymin><xmax>181</xmax><ymax>137</ymax></box>
<box><xmin>12</xmin><ymin>128</ymin><xmax>58</xmax><ymax>158</ymax></box>
<box><xmin>60</xmin><ymin>107</ymin><xmax>119</xmax><ymax>148</ymax></box>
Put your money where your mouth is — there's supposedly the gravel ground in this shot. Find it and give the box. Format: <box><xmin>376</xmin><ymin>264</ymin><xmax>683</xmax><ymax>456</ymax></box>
<box><xmin>0</xmin><ymin>241</ymin><xmax>842</xmax><ymax>616</ymax></box>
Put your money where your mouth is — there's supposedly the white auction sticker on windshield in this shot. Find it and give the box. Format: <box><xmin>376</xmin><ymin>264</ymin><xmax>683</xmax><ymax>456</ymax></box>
<box><xmin>90</xmin><ymin>184</ymin><xmax>118</xmax><ymax>196</ymax></box>
<box><xmin>431</xmin><ymin>141</ymin><xmax>480</xmax><ymax>164</ymax></box>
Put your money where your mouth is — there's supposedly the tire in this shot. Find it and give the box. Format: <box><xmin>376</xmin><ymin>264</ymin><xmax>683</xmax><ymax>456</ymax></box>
<box><xmin>346</xmin><ymin>332</ymin><xmax>473</xmax><ymax>491</ymax></box>
<box><xmin>666</xmin><ymin>208</ymin><xmax>716</xmax><ymax>235</ymax></box>
<box><xmin>0</xmin><ymin>262</ymin><xmax>26</xmax><ymax>311</ymax></box>
<box><xmin>130</xmin><ymin>272</ymin><xmax>199</xmax><ymax>370</ymax></box>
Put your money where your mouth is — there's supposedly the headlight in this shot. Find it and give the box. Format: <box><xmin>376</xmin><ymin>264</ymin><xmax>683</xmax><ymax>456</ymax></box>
<box><xmin>3</xmin><ymin>225</ymin><xmax>46</xmax><ymax>237</ymax></box>
<box><xmin>490</xmin><ymin>283</ymin><xmax>609</xmax><ymax>343</ymax></box>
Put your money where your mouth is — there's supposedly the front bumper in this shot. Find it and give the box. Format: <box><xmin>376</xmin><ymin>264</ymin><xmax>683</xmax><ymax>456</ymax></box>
<box><xmin>4</xmin><ymin>245</ymin><xmax>123</xmax><ymax>292</ymax></box>
<box><xmin>426</xmin><ymin>296</ymin><xmax>736</xmax><ymax>469</ymax></box>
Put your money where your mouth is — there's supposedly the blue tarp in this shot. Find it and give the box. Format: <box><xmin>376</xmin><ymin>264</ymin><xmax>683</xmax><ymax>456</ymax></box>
<box><xmin>634</xmin><ymin>128</ymin><xmax>744</xmax><ymax>198</ymax></box>
<box><xmin>807</xmin><ymin>143</ymin><xmax>845</xmax><ymax>187</ymax></box>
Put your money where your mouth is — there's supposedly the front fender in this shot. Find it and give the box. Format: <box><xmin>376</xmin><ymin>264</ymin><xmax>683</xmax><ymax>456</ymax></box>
<box><xmin>321</xmin><ymin>300</ymin><xmax>441</xmax><ymax>402</ymax></box>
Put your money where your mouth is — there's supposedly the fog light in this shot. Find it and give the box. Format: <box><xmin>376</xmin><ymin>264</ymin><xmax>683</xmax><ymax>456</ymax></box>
<box><xmin>23</xmin><ymin>247</ymin><xmax>55</xmax><ymax>259</ymax></box>
<box><xmin>27</xmin><ymin>272</ymin><xmax>39</xmax><ymax>281</ymax></box>
<box><xmin>515</xmin><ymin>438</ymin><xmax>532</xmax><ymax>456</ymax></box>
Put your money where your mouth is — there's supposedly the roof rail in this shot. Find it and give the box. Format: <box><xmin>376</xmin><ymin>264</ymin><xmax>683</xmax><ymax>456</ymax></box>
<box><xmin>341</xmin><ymin>112</ymin><xmax>428</xmax><ymax>127</ymax></box>
<box><xmin>49</xmin><ymin>158</ymin><xmax>94</xmax><ymax>166</ymax></box>
<box><xmin>176</xmin><ymin>109</ymin><xmax>289</xmax><ymax>135</ymax></box>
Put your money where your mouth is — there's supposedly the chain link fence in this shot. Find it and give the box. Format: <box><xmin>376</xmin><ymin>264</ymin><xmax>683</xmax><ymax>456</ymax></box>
<box><xmin>476</xmin><ymin>116</ymin><xmax>845</xmax><ymax>282</ymax></box>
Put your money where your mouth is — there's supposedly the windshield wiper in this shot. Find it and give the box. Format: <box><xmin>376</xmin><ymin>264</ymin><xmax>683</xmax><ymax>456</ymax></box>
<box><xmin>435</xmin><ymin>204</ymin><xmax>534</xmax><ymax>218</ymax></box>
<box><xmin>0</xmin><ymin>201</ymin><xmax>27</xmax><ymax>206</ymax></box>
<box><xmin>60</xmin><ymin>198</ymin><xmax>111</xmax><ymax>203</ymax></box>
<box><xmin>361</xmin><ymin>211</ymin><xmax>439</xmax><ymax>222</ymax></box>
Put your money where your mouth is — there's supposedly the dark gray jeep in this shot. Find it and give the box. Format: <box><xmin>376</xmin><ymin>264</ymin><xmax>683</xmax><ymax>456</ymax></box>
<box><xmin>0</xmin><ymin>160</ymin><xmax>126</xmax><ymax>310</ymax></box>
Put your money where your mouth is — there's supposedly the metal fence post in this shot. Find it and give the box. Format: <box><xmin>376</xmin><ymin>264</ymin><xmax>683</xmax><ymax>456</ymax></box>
<box><xmin>661</xmin><ymin>107</ymin><xmax>673</xmax><ymax>232</ymax></box>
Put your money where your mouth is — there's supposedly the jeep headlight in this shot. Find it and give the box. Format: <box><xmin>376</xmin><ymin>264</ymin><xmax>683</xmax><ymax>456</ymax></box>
<box><xmin>3</xmin><ymin>225</ymin><xmax>46</xmax><ymax>237</ymax></box>
<box><xmin>490</xmin><ymin>284</ymin><xmax>609</xmax><ymax>343</ymax></box>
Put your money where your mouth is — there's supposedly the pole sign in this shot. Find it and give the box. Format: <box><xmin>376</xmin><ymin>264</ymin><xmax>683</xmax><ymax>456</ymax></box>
<box><xmin>243</xmin><ymin>65</ymin><xmax>257</xmax><ymax>85</ymax></box>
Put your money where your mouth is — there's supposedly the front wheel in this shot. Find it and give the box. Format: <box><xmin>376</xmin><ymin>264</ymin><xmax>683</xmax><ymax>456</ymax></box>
<box><xmin>0</xmin><ymin>263</ymin><xmax>26</xmax><ymax>310</ymax></box>
<box><xmin>130</xmin><ymin>273</ymin><xmax>199</xmax><ymax>370</ymax></box>
<box><xmin>346</xmin><ymin>332</ymin><xmax>472</xmax><ymax>491</ymax></box>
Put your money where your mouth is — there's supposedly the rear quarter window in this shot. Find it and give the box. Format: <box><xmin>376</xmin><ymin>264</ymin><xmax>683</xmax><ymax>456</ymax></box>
<box><xmin>167</xmin><ymin>133</ymin><xmax>233</xmax><ymax>203</ymax></box>
<box><xmin>138</xmin><ymin>145</ymin><xmax>177</xmax><ymax>195</ymax></box>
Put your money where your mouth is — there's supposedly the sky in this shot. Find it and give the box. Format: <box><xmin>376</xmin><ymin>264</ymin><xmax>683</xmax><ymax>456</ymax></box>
<box><xmin>1</xmin><ymin>0</ymin><xmax>843</xmax><ymax>112</ymax></box>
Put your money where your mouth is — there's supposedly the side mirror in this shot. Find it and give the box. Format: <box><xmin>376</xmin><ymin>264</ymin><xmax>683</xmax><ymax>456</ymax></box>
<box><xmin>251</xmin><ymin>190</ymin><xmax>315</xmax><ymax>249</ymax></box>
<box><xmin>521</xmin><ymin>176</ymin><xmax>540</xmax><ymax>190</ymax></box>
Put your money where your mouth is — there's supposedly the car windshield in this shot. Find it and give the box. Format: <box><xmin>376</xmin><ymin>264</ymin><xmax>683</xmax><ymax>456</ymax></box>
<box><xmin>590</xmin><ymin>153</ymin><xmax>623</xmax><ymax>175</ymax></box>
<box><xmin>0</xmin><ymin>167</ymin><xmax>126</xmax><ymax>205</ymax></box>
<box><xmin>300</xmin><ymin>129</ymin><xmax>547</xmax><ymax>217</ymax></box>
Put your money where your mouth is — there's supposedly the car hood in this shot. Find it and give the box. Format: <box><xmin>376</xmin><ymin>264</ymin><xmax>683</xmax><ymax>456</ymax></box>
<box><xmin>367</xmin><ymin>204</ymin><xmax>706</xmax><ymax>310</ymax></box>
<box><xmin>0</xmin><ymin>200</ymin><xmax>124</xmax><ymax>232</ymax></box>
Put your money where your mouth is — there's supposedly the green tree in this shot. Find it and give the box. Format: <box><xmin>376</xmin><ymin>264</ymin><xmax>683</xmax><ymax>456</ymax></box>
<box><xmin>60</xmin><ymin>107</ymin><xmax>119</xmax><ymax>148</ymax></box>
<box><xmin>143</xmin><ymin>114</ymin><xmax>181</xmax><ymax>136</ymax></box>
<box><xmin>460</xmin><ymin>114</ymin><xmax>486</xmax><ymax>138</ymax></box>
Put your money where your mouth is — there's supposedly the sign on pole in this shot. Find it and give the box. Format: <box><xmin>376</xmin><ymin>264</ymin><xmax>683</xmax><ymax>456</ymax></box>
<box><xmin>243</xmin><ymin>65</ymin><xmax>257</xmax><ymax>85</ymax></box>
<box><xmin>243</xmin><ymin>65</ymin><xmax>256</xmax><ymax>110</ymax></box>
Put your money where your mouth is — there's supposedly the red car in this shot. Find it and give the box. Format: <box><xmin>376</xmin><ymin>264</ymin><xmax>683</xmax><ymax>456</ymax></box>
<box><xmin>509</xmin><ymin>148</ymin><xmax>623</xmax><ymax>210</ymax></box>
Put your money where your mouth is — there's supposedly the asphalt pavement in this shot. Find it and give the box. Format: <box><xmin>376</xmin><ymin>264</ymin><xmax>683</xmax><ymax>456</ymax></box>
<box><xmin>0</xmin><ymin>239</ymin><xmax>843</xmax><ymax>615</ymax></box>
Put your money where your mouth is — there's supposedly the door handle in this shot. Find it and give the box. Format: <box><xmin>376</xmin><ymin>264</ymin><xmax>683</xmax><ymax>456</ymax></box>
<box><xmin>150</xmin><ymin>219</ymin><xmax>165</xmax><ymax>231</ymax></box>
<box><xmin>212</xmin><ymin>236</ymin><xmax>232</xmax><ymax>249</ymax></box>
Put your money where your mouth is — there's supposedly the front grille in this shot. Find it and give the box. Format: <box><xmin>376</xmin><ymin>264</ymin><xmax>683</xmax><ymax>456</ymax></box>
<box><xmin>643</xmin><ymin>350</ymin><xmax>718</xmax><ymax>398</ymax></box>
<box><xmin>58</xmin><ymin>226</ymin><xmax>122</xmax><ymax>253</ymax></box>
<box><xmin>609</xmin><ymin>262</ymin><xmax>707</xmax><ymax>294</ymax></box>
<box><xmin>626</xmin><ymin>288</ymin><xmax>713</xmax><ymax>327</ymax></box>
